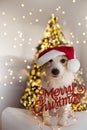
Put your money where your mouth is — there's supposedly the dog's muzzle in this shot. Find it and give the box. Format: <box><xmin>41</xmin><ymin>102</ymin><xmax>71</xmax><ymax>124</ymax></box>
<box><xmin>51</xmin><ymin>68</ymin><xmax>60</xmax><ymax>76</ymax></box>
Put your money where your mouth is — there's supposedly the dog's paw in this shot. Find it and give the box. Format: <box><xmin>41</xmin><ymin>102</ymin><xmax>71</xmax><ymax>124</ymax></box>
<box><xmin>43</xmin><ymin>116</ymin><xmax>58</xmax><ymax>126</ymax></box>
<box><xmin>43</xmin><ymin>116</ymin><xmax>52</xmax><ymax>126</ymax></box>
<box><xmin>58</xmin><ymin>120</ymin><xmax>69</xmax><ymax>126</ymax></box>
<box><xmin>58</xmin><ymin>115</ymin><xmax>77</xmax><ymax>126</ymax></box>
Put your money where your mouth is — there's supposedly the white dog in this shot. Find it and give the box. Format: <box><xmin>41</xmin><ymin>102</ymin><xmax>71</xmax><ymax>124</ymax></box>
<box><xmin>36</xmin><ymin>46</ymin><xmax>80</xmax><ymax>126</ymax></box>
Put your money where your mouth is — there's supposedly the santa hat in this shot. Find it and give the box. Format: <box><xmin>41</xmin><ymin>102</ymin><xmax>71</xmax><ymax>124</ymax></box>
<box><xmin>36</xmin><ymin>46</ymin><xmax>80</xmax><ymax>73</ymax></box>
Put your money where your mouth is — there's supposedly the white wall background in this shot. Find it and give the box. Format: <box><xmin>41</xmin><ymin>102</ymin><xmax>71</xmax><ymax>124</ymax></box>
<box><xmin>0</xmin><ymin>0</ymin><xmax>87</xmax><ymax>129</ymax></box>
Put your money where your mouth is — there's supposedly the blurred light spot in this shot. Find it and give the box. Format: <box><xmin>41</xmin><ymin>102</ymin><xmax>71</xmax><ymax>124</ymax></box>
<box><xmin>35</xmin><ymin>19</ymin><xmax>39</xmax><ymax>22</ymax></box>
<box><xmin>72</xmin><ymin>0</ymin><xmax>76</xmax><ymax>3</ymax></box>
<box><xmin>3</xmin><ymin>23</ymin><xmax>7</xmax><ymax>27</ymax></box>
<box><xmin>1</xmin><ymin>97</ymin><xmax>4</xmax><ymax>100</ymax></box>
<box><xmin>27</xmin><ymin>65</ymin><xmax>31</xmax><ymax>69</ymax></box>
<box><xmin>13</xmin><ymin>17</ymin><xmax>16</xmax><ymax>21</ymax></box>
<box><xmin>2</xmin><ymin>12</ymin><xmax>6</xmax><ymax>15</ymax></box>
<box><xmin>14</xmin><ymin>37</ymin><xmax>17</xmax><ymax>41</ymax></box>
<box><xmin>19</xmin><ymin>43</ymin><xmax>23</xmax><ymax>46</ymax></box>
<box><xmin>9</xmin><ymin>71</ymin><xmax>13</xmax><ymax>76</ymax></box>
<box><xmin>19</xmin><ymin>76</ymin><xmax>22</xmax><ymax>79</ymax></box>
<box><xmin>30</xmin><ymin>22</ymin><xmax>32</xmax><ymax>25</ymax></box>
<box><xmin>21</xmin><ymin>3</ymin><xmax>24</xmax><ymax>7</ymax></box>
<box><xmin>4</xmin><ymin>83</ymin><xmax>7</xmax><ymax>86</ymax></box>
<box><xmin>4</xmin><ymin>32</ymin><xmax>7</xmax><ymax>36</ymax></box>
<box><xmin>83</xmin><ymin>40</ymin><xmax>86</xmax><ymax>44</ymax></box>
<box><xmin>10</xmin><ymin>58</ymin><xmax>13</xmax><ymax>62</ymax></box>
<box><xmin>62</xmin><ymin>11</ymin><xmax>65</xmax><ymax>14</ymax></box>
<box><xmin>32</xmin><ymin>48</ymin><xmax>35</xmax><ymax>51</ymax></box>
<box><xmin>58</xmin><ymin>6</ymin><xmax>61</xmax><ymax>9</ymax></box>
<box><xmin>19</xmin><ymin>80</ymin><xmax>22</xmax><ymax>83</ymax></box>
<box><xmin>70</xmin><ymin>42</ymin><xmax>73</xmax><ymax>45</ymax></box>
<box><xmin>5</xmin><ymin>62</ymin><xmax>8</xmax><ymax>66</ymax></box>
<box><xmin>13</xmin><ymin>45</ymin><xmax>16</xmax><ymax>48</ymax></box>
<box><xmin>12</xmin><ymin>76</ymin><xmax>15</xmax><ymax>79</ymax></box>
<box><xmin>82</xmin><ymin>32</ymin><xmax>86</xmax><ymax>36</ymax></box>
<box><xmin>29</xmin><ymin>38</ymin><xmax>32</xmax><ymax>41</ymax></box>
<box><xmin>24</xmin><ymin>59</ymin><xmax>27</xmax><ymax>63</ymax></box>
<box><xmin>56</xmin><ymin>8</ymin><xmax>59</xmax><ymax>11</ymax></box>
<box><xmin>10</xmin><ymin>81</ymin><xmax>13</xmax><ymax>85</ymax></box>
<box><xmin>22</xmin><ymin>38</ymin><xmax>25</xmax><ymax>41</ymax></box>
<box><xmin>4</xmin><ymin>75</ymin><xmax>7</xmax><ymax>79</ymax></box>
<box><xmin>76</xmin><ymin>40</ymin><xmax>79</xmax><ymax>44</ymax></box>
<box><xmin>78</xmin><ymin>22</ymin><xmax>81</xmax><ymax>26</ymax></box>
<box><xmin>28</xmin><ymin>42</ymin><xmax>31</xmax><ymax>45</ymax></box>
<box><xmin>39</xmin><ymin>9</ymin><xmax>42</xmax><ymax>12</ymax></box>
<box><xmin>22</xmin><ymin>16</ymin><xmax>25</xmax><ymax>19</ymax></box>
<box><xmin>29</xmin><ymin>12</ymin><xmax>32</xmax><ymax>15</ymax></box>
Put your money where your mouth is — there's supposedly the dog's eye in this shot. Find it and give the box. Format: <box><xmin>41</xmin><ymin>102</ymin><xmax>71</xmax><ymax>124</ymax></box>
<box><xmin>49</xmin><ymin>59</ymin><xmax>53</xmax><ymax>63</ymax></box>
<box><xmin>60</xmin><ymin>59</ymin><xmax>66</xmax><ymax>63</ymax></box>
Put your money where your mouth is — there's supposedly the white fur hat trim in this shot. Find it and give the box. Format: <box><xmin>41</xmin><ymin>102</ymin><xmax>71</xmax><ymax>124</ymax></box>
<box><xmin>37</xmin><ymin>50</ymin><xmax>65</xmax><ymax>66</ymax></box>
<box><xmin>68</xmin><ymin>59</ymin><xmax>80</xmax><ymax>73</ymax></box>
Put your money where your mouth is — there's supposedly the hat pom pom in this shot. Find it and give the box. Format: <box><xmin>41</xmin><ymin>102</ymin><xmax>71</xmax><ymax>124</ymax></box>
<box><xmin>68</xmin><ymin>59</ymin><xmax>80</xmax><ymax>73</ymax></box>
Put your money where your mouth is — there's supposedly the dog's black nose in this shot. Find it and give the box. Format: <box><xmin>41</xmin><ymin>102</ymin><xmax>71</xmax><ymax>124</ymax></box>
<box><xmin>51</xmin><ymin>68</ymin><xmax>60</xmax><ymax>75</ymax></box>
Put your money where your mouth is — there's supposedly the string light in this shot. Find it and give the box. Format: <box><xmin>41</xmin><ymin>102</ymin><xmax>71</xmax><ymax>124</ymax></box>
<box><xmin>12</xmin><ymin>76</ymin><xmax>15</xmax><ymax>79</ymax></box>
<box><xmin>4</xmin><ymin>83</ymin><xmax>7</xmax><ymax>86</ymax></box>
<box><xmin>19</xmin><ymin>43</ymin><xmax>23</xmax><ymax>46</ymax></box>
<box><xmin>39</xmin><ymin>9</ymin><xmax>42</xmax><ymax>12</ymax></box>
<box><xmin>78</xmin><ymin>22</ymin><xmax>81</xmax><ymax>26</ymax></box>
<box><xmin>22</xmin><ymin>38</ymin><xmax>25</xmax><ymax>41</ymax></box>
<box><xmin>14</xmin><ymin>37</ymin><xmax>17</xmax><ymax>41</ymax></box>
<box><xmin>30</xmin><ymin>22</ymin><xmax>32</xmax><ymax>25</ymax></box>
<box><xmin>70</xmin><ymin>42</ymin><xmax>74</xmax><ymax>45</ymax></box>
<box><xmin>0</xmin><ymin>97</ymin><xmax>4</xmax><ymax>100</ymax></box>
<box><xmin>19</xmin><ymin>80</ymin><xmax>22</xmax><ymax>83</ymax></box>
<box><xmin>2</xmin><ymin>11</ymin><xmax>6</xmax><ymax>15</ymax></box>
<box><xmin>4</xmin><ymin>75</ymin><xmax>7</xmax><ymax>79</ymax></box>
<box><xmin>76</xmin><ymin>40</ymin><xmax>79</xmax><ymax>44</ymax></box>
<box><xmin>10</xmin><ymin>58</ymin><xmax>13</xmax><ymax>62</ymax></box>
<box><xmin>35</xmin><ymin>19</ymin><xmax>39</xmax><ymax>22</ymax></box>
<box><xmin>19</xmin><ymin>32</ymin><xmax>23</xmax><ymax>38</ymax></box>
<box><xmin>9</xmin><ymin>71</ymin><xmax>13</xmax><ymax>76</ymax></box>
<box><xmin>28</xmin><ymin>42</ymin><xmax>31</xmax><ymax>45</ymax></box>
<box><xmin>13</xmin><ymin>45</ymin><xmax>16</xmax><ymax>48</ymax></box>
<box><xmin>58</xmin><ymin>6</ymin><xmax>61</xmax><ymax>9</ymax></box>
<box><xmin>5</xmin><ymin>62</ymin><xmax>8</xmax><ymax>66</ymax></box>
<box><xmin>85</xmin><ymin>16</ymin><xmax>87</xmax><ymax>20</ymax></box>
<box><xmin>13</xmin><ymin>17</ymin><xmax>16</xmax><ymax>21</ymax></box>
<box><xmin>10</xmin><ymin>81</ymin><xmax>13</xmax><ymax>85</ymax></box>
<box><xmin>29</xmin><ymin>12</ymin><xmax>32</xmax><ymax>15</ymax></box>
<box><xmin>70</xmin><ymin>32</ymin><xmax>73</xmax><ymax>35</ymax></box>
<box><xmin>3</xmin><ymin>23</ymin><xmax>7</xmax><ymax>27</ymax></box>
<box><xmin>29</xmin><ymin>38</ymin><xmax>32</xmax><ymax>41</ymax></box>
<box><xmin>24</xmin><ymin>59</ymin><xmax>27</xmax><ymax>63</ymax></box>
<box><xmin>22</xmin><ymin>16</ymin><xmax>25</xmax><ymax>19</ymax></box>
<box><xmin>32</xmin><ymin>48</ymin><xmax>35</xmax><ymax>51</ymax></box>
<box><xmin>19</xmin><ymin>76</ymin><xmax>22</xmax><ymax>79</ymax></box>
<box><xmin>21</xmin><ymin>3</ymin><xmax>25</xmax><ymax>7</ymax></box>
<box><xmin>83</xmin><ymin>40</ymin><xmax>86</xmax><ymax>44</ymax></box>
<box><xmin>27</xmin><ymin>65</ymin><xmax>31</xmax><ymax>69</ymax></box>
<box><xmin>82</xmin><ymin>32</ymin><xmax>86</xmax><ymax>36</ymax></box>
<box><xmin>62</xmin><ymin>11</ymin><xmax>65</xmax><ymax>14</ymax></box>
<box><xmin>55</xmin><ymin>8</ymin><xmax>58</xmax><ymax>11</ymax></box>
<box><xmin>4</xmin><ymin>32</ymin><xmax>7</xmax><ymax>36</ymax></box>
<box><xmin>72</xmin><ymin>0</ymin><xmax>76</xmax><ymax>3</ymax></box>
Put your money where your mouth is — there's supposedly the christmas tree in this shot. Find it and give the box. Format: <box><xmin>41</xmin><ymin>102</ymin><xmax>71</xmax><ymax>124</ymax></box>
<box><xmin>20</xmin><ymin>14</ymin><xmax>87</xmax><ymax>112</ymax></box>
